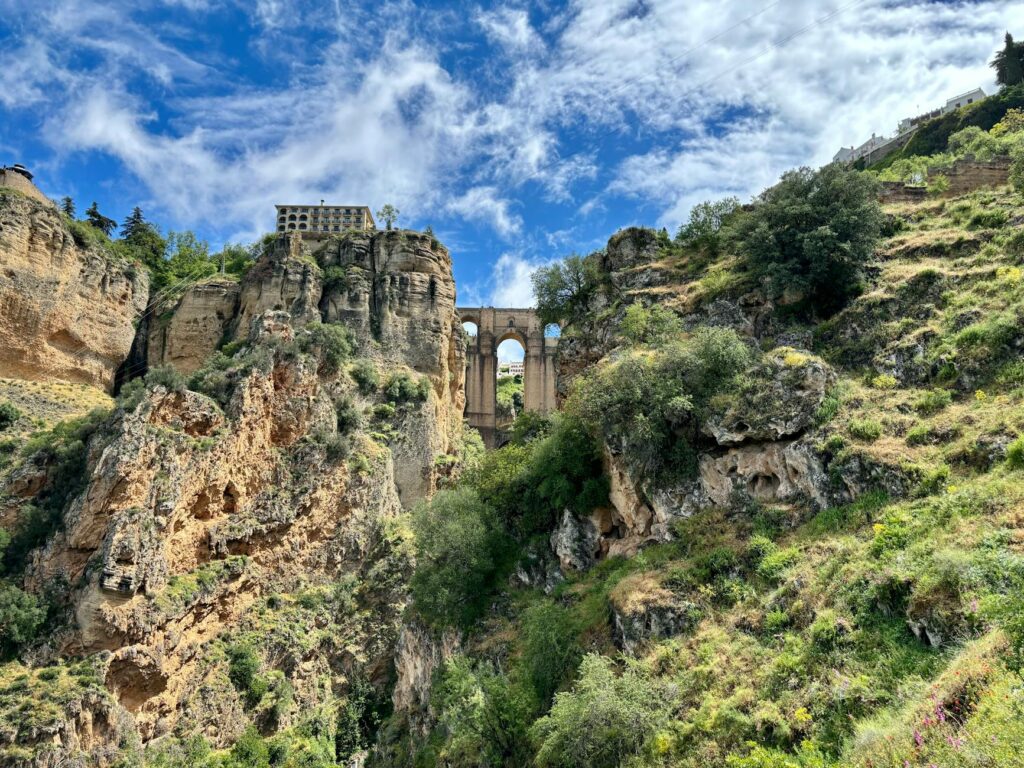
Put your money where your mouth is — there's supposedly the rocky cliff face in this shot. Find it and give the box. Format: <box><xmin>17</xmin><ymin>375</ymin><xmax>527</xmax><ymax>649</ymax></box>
<box><xmin>0</xmin><ymin>192</ymin><xmax>149</xmax><ymax>390</ymax></box>
<box><xmin>0</xmin><ymin>216</ymin><xmax>468</xmax><ymax>764</ymax></box>
<box><xmin>149</xmin><ymin>231</ymin><xmax>466</xmax><ymax>503</ymax></box>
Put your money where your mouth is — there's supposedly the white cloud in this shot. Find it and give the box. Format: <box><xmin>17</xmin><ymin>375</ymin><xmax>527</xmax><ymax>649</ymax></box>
<box><xmin>475</xmin><ymin>7</ymin><xmax>543</xmax><ymax>53</ymax></box>
<box><xmin>8</xmin><ymin>0</ymin><xmax>1024</xmax><ymax>245</ymax></box>
<box><xmin>447</xmin><ymin>186</ymin><xmax>523</xmax><ymax>238</ymax></box>
<box><xmin>489</xmin><ymin>252</ymin><xmax>554</xmax><ymax>307</ymax></box>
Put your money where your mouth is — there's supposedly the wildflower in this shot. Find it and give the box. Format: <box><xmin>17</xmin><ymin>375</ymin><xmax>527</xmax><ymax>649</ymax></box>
<box><xmin>873</xmin><ymin>523</ymin><xmax>886</xmax><ymax>535</ymax></box>
<box><xmin>975</xmin><ymin>389</ymin><xmax>987</xmax><ymax>401</ymax></box>
<box><xmin>946</xmin><ymin>484</ymin><xmax>958</xmax><ymax>494</ymax></box>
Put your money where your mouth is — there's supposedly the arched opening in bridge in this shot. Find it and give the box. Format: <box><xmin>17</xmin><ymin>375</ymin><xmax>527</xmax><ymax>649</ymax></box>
<box><xmin>496</xmin><ymin>337</ymin><xmax>525</xmax><ymax>438</ymax></box>
<box><xmin>462</xmin><ymin>321</ymin><xmax>479</xmax><ymax>337</ymax></box>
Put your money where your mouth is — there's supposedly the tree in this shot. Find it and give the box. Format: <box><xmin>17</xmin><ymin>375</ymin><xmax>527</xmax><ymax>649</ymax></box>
<box><xmin>676</xmin><ymin>196</ymin><xmax>741</xmax><ymax>254</ymax></box>
<box><xmin>531</xmin><ymin>654</ymin><xmax>668</xmax><ymax>768</ymax></box>
<box><xmin>531</xmin><ymin>253</ymin><xmax>601</xmax><ymax>328</ymax></box>
<box><xmin>991</xmin><ymin>32</ymin><xmax>1024</xmax><ymax>87</ymax></box>
<box><xmin>60</xmin><ymin>196</ymin><xmax>75</xmax><ymax>217</ymax></box>
<box><xmin>738</xmin><ymin>164</ymin><xmax>882</xmax><ymax>317</ymax></box>
<box><xmin>0</xmin><ymin>582</ymin><xmax>46</xmax><ymax>658</ymax></box>
<box><xmin>166</xmin><ymin>231</ymin><xmax>215</xmax><ymax>283</ymax></box>
<box><xmin>409</xmin><ymin>488</ymin><xmax>508</xmax><ymax>628</ymax></box>
<box><xmin>120</xmin><ymin>206</ymin><xmax>147</xmax><ymax>239</ymax></box>
<box><xmin>376</xmin><ymin>204</ymin><xmax>399</xmax><ymax>230</ymax></box>
<box><xmin>85</xmin><ymin>202</ymin><xmax>117</xmax><ymax>236</ymax></box>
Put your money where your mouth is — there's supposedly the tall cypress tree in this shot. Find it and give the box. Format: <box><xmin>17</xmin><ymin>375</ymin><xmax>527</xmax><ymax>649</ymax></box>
<box><xmin>60</xmin><ymin>197</ymin><xmax>75</xmax><ymax>217</ymax></box>
<box><xmin>992</xmin><ymin>32</ymin><xmax>1024</xmax><ymax>87</ymax></box>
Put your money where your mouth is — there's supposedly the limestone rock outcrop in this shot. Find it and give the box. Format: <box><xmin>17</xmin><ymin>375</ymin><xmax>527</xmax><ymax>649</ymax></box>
<box><xmin>610</xmin><ymin>573</ymin><xmax>696</xmax><ymax>655</ymax></box>
<box><xmin>147</xmin><ymin>278</ymin><xmax>240</xmax><ymax>375</ymax></box>
<box><xmin>28</xmin><ymin>332</ymin><xmax>398</xmax><ymax>745</ymax></box>
<box><xmin>0</xmin><ymin>192</ymin><xmax>149</xmax><ymax>390</ymax></box>
<box><xmin>391</xmin><ymin>622</ymin><xmax>460</xmax><ymax>735</ymax></box>
<box><xmin>703</xmin><ymin>349</ymin><xmax>834</xmax><ymax>445</ymax></box>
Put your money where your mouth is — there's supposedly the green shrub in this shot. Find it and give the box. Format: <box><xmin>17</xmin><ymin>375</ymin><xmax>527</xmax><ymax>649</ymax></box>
<box><xmin>1006</xmin><ymin>229</ymin><xmax>1024</xmax><ymax>259</ymax></box>
<box><xmin>913</xmin><ymin>388</ymin><xmax>953</xmax><ymax>415</ymax></box>
<box><xmin>620</xmin><ymin>304</ymin><xmax>683</xmax><ymax>345</ymax></box>
<box><xmin>531</xmin><ymin>654</ymin><xmax>667</xmax><ymax>768</ymax></box>
<box><xmin>1006</xmin><ymin>436</ymin><xmax>1024</xmax><ymax>469</ymax></box>
<box><xmin>808</xmin><ymin>609</ymin><xmax>844</xmax><ymax>650</ymax></box>
<box><xmin>0</xmin><ymin>402</ymin><xmax>20</xmax><ymax>432</ymax></box>
<box><xmin>917</xmin><ymin>464</ymin><xmax>951</xmax><ymax>496</ymax></box>
<box><xmin>738</xmin><ymin>164</ymin><xmax>882</xmax><ymax>316</ymax></box>
<box><xmin>571</xmin><ymin>327</ymin><xmax>751</xmax><ymax>484</ymax></box>
<box><xmin>350</xmin><ymin>359</ymin><xmax>379</xmax><ymax>394</ymax></box>
<box><xmin>0</xmin><ymin>582</ymin><xmax>45</xmax><ymax>658</ymax></box>
<box><xmin>335</xmin><ymin>396</ymin><xmax>361</xmax><ymax>434</ymax></box>
<box><xmin>520</xmin><ymin>601</ymin><xmax>581</xmax><ymax>708</ymax></box>
<box><xmin>675</xmin><ymin>197</ymin><xmax>741</xmax><ymax>254</ymax></box>
<box><xmin>849</xmin><ymin>418</ymin><xmax>883</xmax><ymax>442</ymax></box>
<box><xmin>968</xmin><ymin>208</ymin><xmax>1009</xmax><ymax>230</ymax></box>
<box><xmin>301</xmin><ymin>323</ymin><xmax>354</xmax><ymax>375</ymax></box>
<box><xmin>870</xmin><ymin>374</ymin><xmax>898</xmax><ymax>390</ymax></box>
<box><xmin>145</xmin><ymin>364</ymin><xmax>188</xmax><ymax>393</ymax></box>
<box><xmin>763</xmin><ymin>609</ymin><xmax>790</xmax><ymax>633</ymax></box>
<box><xmin>383</xmin><ymin>372</ymin><xmax>431</xmax><ymax>404</ymax></box>
<box><xmin>226</xmin><ymin>641</ymin><xmax>268</xmax><ymax>708</ymax></box>
<box><xmin>410</xmin><ymin>488</ymin><xmax>509</xmax><ymax>629</ymax></box>
<box><xmin>756</xmin><ymin>546</ymin><xmax>800</xmax><ymax>583</ymax></box>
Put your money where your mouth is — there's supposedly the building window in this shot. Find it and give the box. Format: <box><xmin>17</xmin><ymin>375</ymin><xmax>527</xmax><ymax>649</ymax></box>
<box><xmin>287</xmin><ymin>223</ymin><xmax>296</xmax><ymax>230</ymax></box>
<box><xmin>278</xmin><ymin>225</ymin><xmax>285</xmax><ymax>232</ymax></box>
<box><xmin>299</xmin><ymin>223</ymin><xmax>307</xmax><ymax>230</ymax></box>
<box><xmin>333</xmin><ymin>225</ymin><xmax>340</xmax><ymax>231</ymax></box>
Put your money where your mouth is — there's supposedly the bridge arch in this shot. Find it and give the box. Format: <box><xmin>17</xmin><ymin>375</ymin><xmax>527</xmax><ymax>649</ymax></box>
<box><xmin>457</xmin><ymin>306</ymin><xmax>559</xmax><ymax>447</ymax></box>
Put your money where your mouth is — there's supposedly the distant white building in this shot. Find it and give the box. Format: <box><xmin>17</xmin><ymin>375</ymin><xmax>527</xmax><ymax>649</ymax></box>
<box><xmin>943</xmin><ymin>88</ymin><xmax>986</xmax><ymax>114</ymax></box>
<box><xmin>833</xmin><ymin>87</ymin><xmax>987</xmax><ymax>165</ymax></box>
<box><xmin>497</xmin><ymin>361</ymin><xmax>524</xmax><ymax>379</ymax></box>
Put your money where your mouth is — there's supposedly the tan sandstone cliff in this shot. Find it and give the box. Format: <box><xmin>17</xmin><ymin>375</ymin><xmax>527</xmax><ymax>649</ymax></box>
<box><xmin>0</xmin><ymin>191</ymin><xmax>149</xmax><ymax>390</ymax></box>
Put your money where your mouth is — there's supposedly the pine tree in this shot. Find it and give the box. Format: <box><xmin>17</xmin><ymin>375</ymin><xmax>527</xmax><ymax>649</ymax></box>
<box><xmin>85</xmin><ymin>202</ymin><xmax>117</xmax><ymax>237</ymax></box>
<box><xmin>992</xmin><ymin>32</ymin><xmax>1024</xmax><ymax>87</ymax></box>
<box><xmin>60</xmin><ymin>197</ymin><xmax>75</xmax><ymax>218</ymax></box>
<box><xmin>120</xmin><ymin>206</ymin><xmax>146</xmax><ymax>239</ymax></box>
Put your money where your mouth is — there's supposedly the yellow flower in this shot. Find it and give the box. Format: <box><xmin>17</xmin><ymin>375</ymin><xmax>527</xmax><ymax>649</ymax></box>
<box><xmin>873</xmin><ymin>523</ymin><xmax>886</xmax><ymax>535</ymax></box>
<box><xmin>975</xmin><ymin>390</ymin><xmax>987</xmax><ymax>401</ymax></box>
<box><xmin>946</xmin><ymin>485</ymin><xmax>958</xmax><ymax>494</ymax></box>
<box><xmin>653</xmin><ymin>732</ymin><xmax>675</xmax><ymax>755</ymax></box>
<box><xmin>794</xmin><ymin>707</ymin><xmax>813</xmax><ymax>725</ymax></box>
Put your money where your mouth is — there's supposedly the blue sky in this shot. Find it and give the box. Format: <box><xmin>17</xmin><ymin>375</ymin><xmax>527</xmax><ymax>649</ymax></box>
<box><xmin>2</xmin><ymin>0</ymin><xmax>1021</xmax><ymax>328</ymax></box>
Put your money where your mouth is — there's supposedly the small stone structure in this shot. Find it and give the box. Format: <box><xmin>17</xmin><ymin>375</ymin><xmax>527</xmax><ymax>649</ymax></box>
<box><xmin>878</xmin><ymin>156</ymin><xmax>1011</xmax><ymax>203</ymax></box>
<box><xmin>458</xmin><ymin>306</ymin><xmax>558</xmax><ymax>447</ymax></box>
<box><xmin>0</xmin><ymin>164</ymin><xmax>52</xmax><ymax>206</ymax></box>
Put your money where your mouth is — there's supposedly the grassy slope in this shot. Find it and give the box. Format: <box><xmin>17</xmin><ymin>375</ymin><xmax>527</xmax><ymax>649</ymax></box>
<box><xmin>416</xmin><ymin>186</ymin><xmax>1024</xmax><ymax>767</ymax></box>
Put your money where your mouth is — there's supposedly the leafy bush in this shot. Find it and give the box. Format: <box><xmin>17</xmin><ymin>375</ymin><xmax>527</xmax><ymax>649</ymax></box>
<box><xmin>520</xmin><ymin>601</ymin><xmax>581</xmax><ymax>708</ymax></box>
<box><xmin>738</xmin><ymin>164</ymin><xmax>882</xmax><ymax>316</ymax></box>
<box><xmin>571</xmin><ymin>327</ymin><xmax>751</xmax><ymax>483</ymax></box>
<box><xmin>226</xmin><ymin>641</ymin><xmax>268</xmax><ymax>708</ymax></box>
<box><xmin>0</xmin><ymin>582</ymin><xmax>45</xmax><ymax>658</ymax></box>
<box><xmin>5</xmin><ymin>410</ymin><xmax>110</xmax><ymax>574</ymax></box>
<box><xmin>383</xmin><ymin>372</ymin><xmax>431</xmax><ymax>404</ymax></box>
<box><xmin>870</xmin><ymin>374</ymin><xmax>898</xmax><ymax>390</ymax></box>
<box><xmin>913</xmin><ymin>388</ymin><xmax>953</xmax><ymax>415</ymax></box>
<box><xmin>967</xmin><ymin>207</ymin><xmax>1009</xmax><ymax>230</ymax></box>
<box><xmin>301</xmin><ymin>323</ymin><xmax>354</xmax><ymax>375</ymax></box>
<box><xmin>145</xmin><ymin>364</ymin><xmax>188</xmax><ymax>393</ymax></box>
<box><xmin>0</xmin><ymin>402</ymin><xmax>20</xmax><ymax>432</ymax></box>
<box><xmin>532</xmin><ymin>253</ymin><xmax>603</xmax><ymax>328</ymax></box>
<box><xmin>350</xmin><ymin>359</ymin><xmax>379</xmax><ymax>394</ymax></box>
<box><xmin>620</xmin><ymin>303</ymin><xmax>683</xmax><ymax>345</ymax></box>
<box><xmin>410</xmin><ymin>488</ymin><xmax>510</xmax><ymax>628</ymax></box>
<box><xmin>675</xmin><ymin>197</ymin><xmax>741</xmax><ymax>254</ymax></box>
<box><xmin>531</xmin><ymin>654</ymin><xmax>667</xmax><ymax>768</ymax></box>
<box><xmin>335</xmin><ymin>396</ymin><xmax>362</xmax><ymax>434</ymax></box>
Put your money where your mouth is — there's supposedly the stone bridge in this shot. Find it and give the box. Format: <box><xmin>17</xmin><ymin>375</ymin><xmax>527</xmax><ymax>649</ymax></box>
<box><xmin>457</xmin><ymin>306</ymin><xmax>558</xmax><ymax>447</ymax></box>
